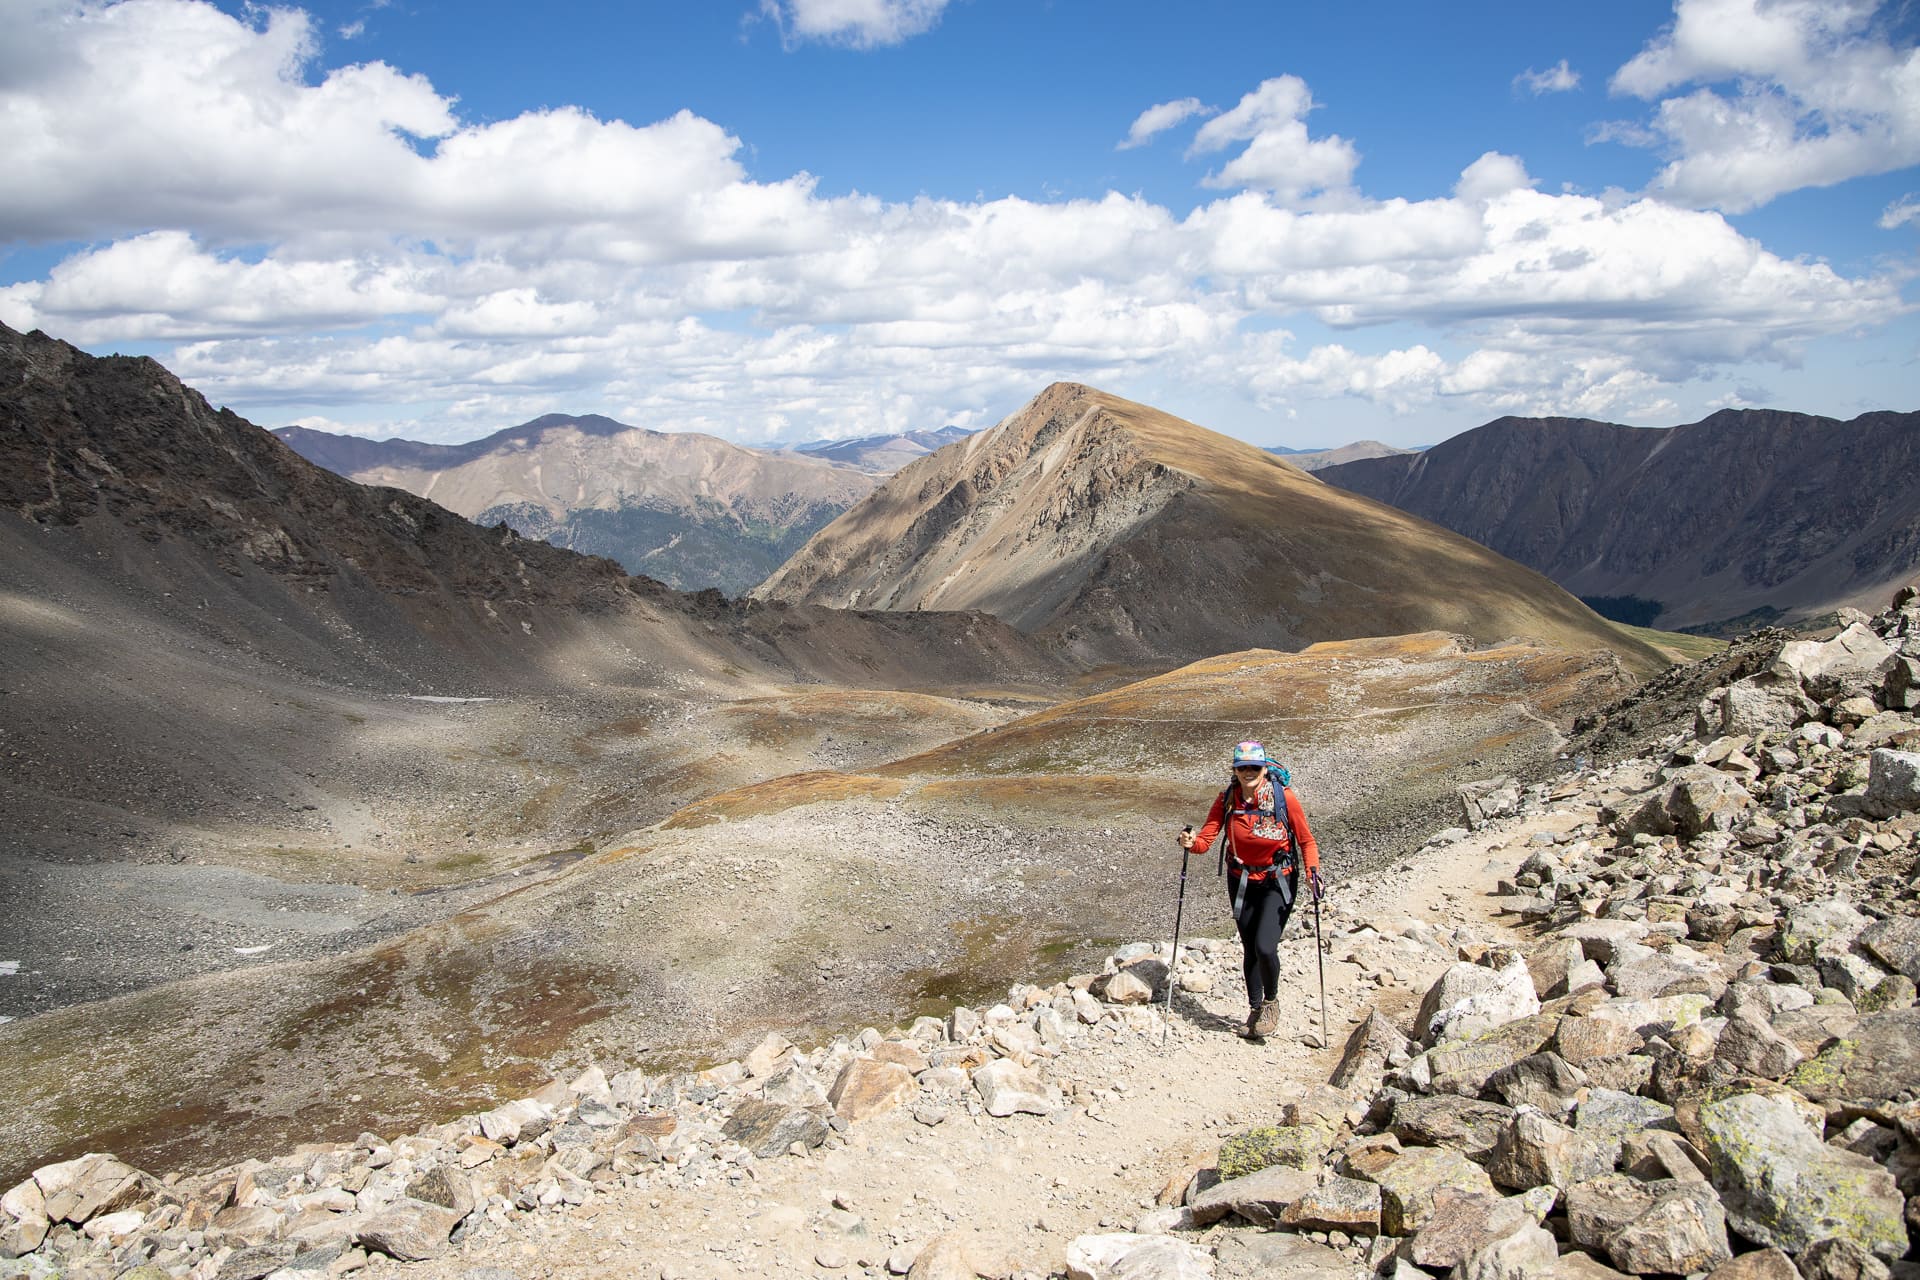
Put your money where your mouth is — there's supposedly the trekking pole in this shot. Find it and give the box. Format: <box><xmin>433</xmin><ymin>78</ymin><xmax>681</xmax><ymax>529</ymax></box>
<box><xmin>1163</xmin><ymin>828</ymin><xmax>1192</xmax><ymax>1045</ymax></box>
<box><xmin>1311</xmin><ymin>869</ymin><xmax>1329</xmax><ymax>1049</ymax></box>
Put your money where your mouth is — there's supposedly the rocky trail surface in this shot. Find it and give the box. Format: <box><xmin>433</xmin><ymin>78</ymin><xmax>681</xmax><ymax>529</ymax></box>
<box><xmin>8</xmin><ymin>591</ymin><xmax>1920</xmax><ymax>1280</ymax></box>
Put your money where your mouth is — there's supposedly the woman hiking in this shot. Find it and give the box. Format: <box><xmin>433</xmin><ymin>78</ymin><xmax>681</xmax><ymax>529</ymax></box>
<box><xmin>1178</xmin><ymin>740</ymin><xmax>1319</xmax><ymax>1039</ymax></box>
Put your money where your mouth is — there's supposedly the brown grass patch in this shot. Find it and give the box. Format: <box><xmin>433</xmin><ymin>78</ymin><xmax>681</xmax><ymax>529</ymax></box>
<box><xmin>661</xmin><ymin>771</ymin><xmax>905</xmax><ymax>829</ymax></box>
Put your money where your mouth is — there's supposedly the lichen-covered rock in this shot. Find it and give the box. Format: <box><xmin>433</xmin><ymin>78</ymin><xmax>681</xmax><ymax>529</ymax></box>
<box><xmin>1216</xmin><ymin>1123</ymin><xmax>1336</xmax><ymax>1178</ymax></box>
<box><xmin>720</xmin><ymin>1100</ymin><xmax>829</xmax><ymax>1157</ymax></box>
<box><xmin>1786</xmin><ymin>1008</ymin><xmax>1920</xmax><ymax>1104</ymax></box>
<box><xmin>1277</xmin><ymin>1175</ymin><xmax>1381</xmax><ymax>1235</ymax></box>
<box><xmin>1697</xmin><ymin>1090</ymin><xmax>1907</xmax><ymax>1261</ymax></box>
<box><xmin>1777</xmin><ymin>901</ymin><xmax>1869</xmax><ymax>966</ymax></box>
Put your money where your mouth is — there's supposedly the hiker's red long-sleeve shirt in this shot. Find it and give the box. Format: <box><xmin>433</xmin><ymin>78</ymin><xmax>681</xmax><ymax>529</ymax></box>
<box><xmin>1189</xmin><ymin>780</ymin><xmax>1318</xmax><ymax>876</ymax></box>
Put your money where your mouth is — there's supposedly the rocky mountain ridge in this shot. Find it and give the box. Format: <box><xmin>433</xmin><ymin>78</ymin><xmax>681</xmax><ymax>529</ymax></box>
<box><xmin>758</xmin><ymin>382</ymin><xmax>1665</xmax><ymax>672</ymax></box>
<box><xmin>1265</xmin><ymin>441</ymin><xmax>1419</xmax><ymax>472</ymax></box>
<box><xmin>1317</xmin><ymin>409</ymin><xmax>1920</xmax><ymax>634</ymax></box>
<box><xmin>275</xmin><ymin>415</ymin><xmax>878</xmax><ymax>596</ymax></box>
<box><xmin>7</xmin><ymin>591</ymin><xmax>1918</xmax><ymax>1280</ymax></box>
<box><xmin>788</xmin><ymin>426</ymin><xmax>977</xmax><ymax>473</ymax></box>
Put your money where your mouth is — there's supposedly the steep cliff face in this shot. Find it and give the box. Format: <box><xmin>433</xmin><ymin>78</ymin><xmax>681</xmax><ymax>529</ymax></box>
<box><xmin>276</xmin><ymin>415</ymin><xmax>876</xmax><ymax>594</ymax></box>
<box><xmin>1320</xmin><ymin>409</ymin><xmax>1920</xmax><ymax>630</ymax></box>
<box><xmin>760</xmin><ymin>383</ymin><xmax>1665</xmax><ymax>671</ymax></box>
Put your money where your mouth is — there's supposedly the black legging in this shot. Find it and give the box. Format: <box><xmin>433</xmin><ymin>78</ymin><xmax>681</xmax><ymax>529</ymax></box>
<box><xmin>1227</xmin><ymin>865</ymin><xmax>1298</xmax><ymax>1006</ymax></box>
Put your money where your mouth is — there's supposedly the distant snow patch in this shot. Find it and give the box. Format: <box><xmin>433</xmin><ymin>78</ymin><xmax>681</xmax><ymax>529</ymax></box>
<box><xmin>233</xmin><ymin>945</ymin><xmax>273</xmax><ymax>956</ymax></box>
<box><xmin>407</xmin><ymin>696</ymin><xmax>493</xmax><ymax>703</ymax></box>
<box><xmin>0</xmin><ymin>961</ymin><xmax>18</xmax><ymax>976</ymax></box>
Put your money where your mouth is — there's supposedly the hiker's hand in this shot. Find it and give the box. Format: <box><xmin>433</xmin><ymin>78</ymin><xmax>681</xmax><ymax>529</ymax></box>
<box><xmin>1178</xmin><ymin>827</ymin><xmax>1195</xmax><ymax>851</ymax></box>
<box><xmin>1309</xmin><ymin>868</ymin><xmax>1325</xmax><ymax>902</ymax></box>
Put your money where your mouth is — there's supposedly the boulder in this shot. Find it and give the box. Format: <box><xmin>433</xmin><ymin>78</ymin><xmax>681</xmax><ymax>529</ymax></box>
<box><xmin>1189</xmin><ymin>1164</ymin><xmax>1317</xmax><ymax>1228</ymax></box>
<box><xmin>1777</xmin><ymin>901</ymin><xmax>1869</xmax><ymax>965</ymax></box>
<box><xmin>1390</xmin><ymin>1095</ymin><xmax>1515</xmax><ymax>1161</ymax></box>
<box><xmin>1413</xmin><ymin>1015</ymin><xmax>1562</xmax><ymax>1097</ymax></box>
<box><xmin>1368</xmin><ymin>1146</ymin><xmax>1498</xmax><ymax>1235</ymax></box>
<box><xmin>1216</xmin><ymin>1123</ymin><xmax>1336</xmax><ymax>1177</ymax></box>
<box><xmin>721</xmin><ymin>1100</ymin><xmax>829</xmax><ymax>1157</ymax></box>
<box><xmin>31</xmin><ymin>1153</ymin><xmax>147</xmax><ymax>1224</ymax></box>
<box><xmin>1703</xmin><ymin>1250</ymin><xmax>1799</xmax><ymax>1280</ymax></box>
<box><xmin>1720</xmin><ymin>678</ymin><xmax>1814</xmax><ymax>737</ymax></box>
<box><xmin>1787</xmin><ymin>1008</ymin><xmax>1920</xmax><ymax>1103</ymax></box>
<box><xmin>1416</xmin><ymin>955</ymin><xmax>1541</xmax><ymax>1045</ymax></box>
<box><xmin>1859</xmin><ymin>916</ymin><xmax>1920</xmax><ymax>984</ymax></box>
<box><xmin>1797</xmin><ymin>1238</ymin><xmax>1893</xmax><ymax>1280</ymax></box>
<box><xmin>970</xmin><ymin>1059</ymin><xmax>1059</xmax><ymax>1117</ymax></box>
<box><xmin>1664</xmin><ymin>766</ymin><xmax>1755</xmax><ymax>839</ymax></box>
<box><xmin>1331</xmin><ymin>1009</ymin><xmax>1414</xmax><ymax>1097</ymax></box>
<box><xmin>1487</xmin><ymin>1109</ymin><xmax>1616</xmax><ymax>1192</ymax></box>
<box><xmin>1562</xmin><ymin>922</ymin><xmax>1651</xmax><ymax>965</ymax></box>
<box><xmin>1461</xmin><ymin>778</ymin><xmax>1523</xmax><ymax>829</ymax></box>
<box><xmin>353</xmin><ymin>1198</ymin><xmax>462</xmax><ymax>1261</ymax></box>
<box><xmin>763</xmin><ymin>1063</ymin><xmax>831</xmax><ymax>1109</ymax></box>
<box><xmin>1406</xmin><ymin>1189</ymin><xmax>1539</xmax><ymax>1270</ymax></box>
<box><xmin>830</xmin><ymin>1058</ymin><xmax>916</xmax><ymax>1123</ymax></box>
<box><xmin>1101</xmin><ymin>969</ymin><xmax>1155</xmax><ymax>1005</ymax></box>
<box><xmin>1212</xmin><ymin>1232</ymin><xmax>1362</xmax><ymax>1280</ymax></box>
<box><xmin>1065</xmin><ymin>1232</ymin><xmax>1214</xmax><ymax>1280</ymax></box>
<box><xmin>1864</xmin><ymin>749</ymin><xmax>1920</xmax><ymax>817</ymax></box>
<box><xmin>1276</xmin><ymin>1175</ymin><xmax>1381</xmax><ymax>1236</ymax></box>
<box><xmin>743</xmin><ymin>1032</ymin><xmax>797</xmax><ymax>1078</ymax></box>
<box><xmin>1553</xmin><ymin>1018</ymin><xmax>1645</xmax><ymax>1066</ymax></box>
<box><xmin>1456</xmin><ymin>1222</ymin><xmax>1559</xmax><ymax>1280</ymax></box>
<box><xmin>1573</xmin><ymin>1089</ymin><xmax>1677</xmax><ymax>1152</ymax></box>
<box><xmin>1771</xmin><ymin>624</ymin><xmax>1898</xmax><ymax>699</ymax></box>
<box><xmin>1714</xmin><ymin>1013</ymin><xmax>1804</xmax><ymax>1080</ymax></box>
<box><xmin>1611</xmin><ymin>947</ymin><xmax>1726</xmax><ymax>1001</ymax></box>
<box><xmin>1488</xmin><ymin>1053</ymin><xmax>1589</xmax><ymax>1117</ymax></box>
<box><xmin>1612</xmin><ymin>1181</ymin><xmax>1732</xmax><ymax>1275</ymax></box>
<box><xmin>1697</xmin><ymin>1090</ymin><xmax>1906</xmax><ymax>1260</ymax></box>
<box><xmin>0</xmin><ymin>1181</ymin><xmax>49</xmax><ymax>1258</ymax></box>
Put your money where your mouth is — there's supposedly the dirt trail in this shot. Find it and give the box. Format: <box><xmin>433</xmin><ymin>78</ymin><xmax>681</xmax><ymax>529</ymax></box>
<box><xmin>409</xmin><ymin>797</ymin><xmax>1579</xmax><ymax>1280</ymax></box>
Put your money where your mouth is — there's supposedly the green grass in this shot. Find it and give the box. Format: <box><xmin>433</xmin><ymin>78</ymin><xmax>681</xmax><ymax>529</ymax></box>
<box><xmin>1616</xmin><ymin>623</ymin><xmax>1729</xmax><ymax>664</ymax></box>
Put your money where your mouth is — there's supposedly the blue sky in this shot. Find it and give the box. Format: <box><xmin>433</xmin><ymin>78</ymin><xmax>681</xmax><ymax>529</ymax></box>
<box><xmin>2</xmin><ymin>0</ymin><xmax>1916</xmax><ymax>447</ymax></box>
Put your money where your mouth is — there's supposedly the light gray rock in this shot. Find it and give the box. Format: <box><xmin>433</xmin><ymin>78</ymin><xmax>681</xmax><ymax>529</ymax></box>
<box><xmin>354</xmin><ymin>1199</ymin><xmax>462</xmax><ymax>1262</ymax></box>
<box><xmin>1776</xmin><ymin>901</ymin><xmax>1869</xmax><ymax>965</ymax></box>
<box><xmin>1664</xmin><ymin>766</ymin><xmax>1755</xmax><ymax>839</ymax></box>
<box><xmin>1566</xmin><ymin>1176</ymin><xmax>1732</xmax><ymax>1275</ymax></box>
<box><xmin>1213</xmin><ymin>1232</ymin><xmax>1365</xmax><ymax>1280</ymax></box>
<box><xmin>1457</xmin><ymin>1222</ymin><xmax>1559</xmax><ymax>1280</ymax></box>
<box><xmin>1277</xmin><ymin>1175</ymin><xmax>1381</xmax><ymax>1235</ymax></box>
<box><xmin>763</xmin><ymin>1063</ymin><xmax>831</xmax><ymax>1109</ymax></box>
<box><xmin>1405</xmin><ymin>1189</ymin><xmax>1548</xmax><ymax>1270</ymax></box>
<box><xmin>1714</xmin><ymin>1012</ymin><xmax>1805</xmax><ymax>1080</ymax></box>
<box><xmin>1369</xmin><ymin>1146</ymin><xmax>1498</xmax><ymax>1235</ymax></box>
<box><xmin>1573</xmin><ymin>1089</ymin><xmax>1676</xmax><ymax>1150</ymax></box>
<box><xmin>1798</xmin><ymin>1237</ymin><xmax>1893</xmax><ymax>1280</ymax></box>
<box><xmin>1461</xmin><ymin>778</ymin><xmax>1523</xmax><ymax>830</ymax></box>
<box><xmin>1721</xmin><ymin>678</ymin><xmax>1815</xmax><ymax>737</ymax></box>
<box><xmin>971</xmin><ymin>1059</ymin><xmax>1059</xmax><ymax>1117</ymax></box>
<box><xmin>1488</xmin><ymin>1053</ymin><xmax>1588</xmax><ymax>1117</ymax></box>
<box><xmin>1487</xmin><ymin>1110</ymin><xmax>1616</xmax><ymax>1192</ymax></box>
<box><xmin>1417</xmin><ymin>955</ymin><xmax>1541</xmax><ymax>1045</ymax></box>
<box><xmin>1772</xmin><ymin>624</ymin><xmax>1898</xmax><ymax>700</ymax></box>
<box><xmin>1860</xmin><ymin>916</ymin><xmax>1920</xmax><ymax>984</ymax></box>
<box><xmin>1698</xmin><ymin>1090</ymin><xmax>1906</xmax><ymax>1260</ymax></box>
<box><xmin>1864</xmin><ymin>749</ymin><xmax>1920</xmax><ymax>817</ymax></box>
<box><xmin>1189</xmin><ymin>1165</ymin><xmax>1316</xmax><ymax>1227</ymax></box>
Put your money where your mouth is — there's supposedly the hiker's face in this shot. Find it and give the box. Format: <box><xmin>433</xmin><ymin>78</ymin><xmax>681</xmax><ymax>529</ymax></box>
<box><xmin>1234</xmin><ymin>766</ymin><xmax>1261</xmax><ymax>785</ymax></box>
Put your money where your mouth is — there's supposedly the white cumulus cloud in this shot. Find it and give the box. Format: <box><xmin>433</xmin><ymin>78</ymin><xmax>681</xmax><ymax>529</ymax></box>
<box><xmin>1189</xmin><ymin>76</ymin><xmax>1360</xmax><ymax>205</ymax></box>
<box><xmin>1514</xmin><ymin>59</ymin><xmax>1581</xmax><ymax>95</ymax></box>
<box><xmin>760</xmin><ymin>0</ymin><xmax>950</xmax><ymax>49</ymax></box>
<box><xmin>1609</xmin><ymin>0</ymin><xmax>1920</xmax><ymax>211</ymax></box>
<box><xmin>1118</xmin><ymin>97</ymin><xmax>1213</xmax><ymax>149</ymax></box>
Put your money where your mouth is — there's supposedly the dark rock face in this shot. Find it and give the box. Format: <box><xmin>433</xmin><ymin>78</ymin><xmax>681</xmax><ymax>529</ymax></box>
<box><xmin>1319</xmin><ymin>410</ymin><xmax>1920</xmax><ymax>631</ymax></box>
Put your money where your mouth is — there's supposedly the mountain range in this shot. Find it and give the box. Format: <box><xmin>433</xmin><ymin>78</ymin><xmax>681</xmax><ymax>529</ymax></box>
<box><xmin>758</xmin><ymin>383</ymin><xmax>1663</xmax><ymax>671</ymax></box>
<box><xmin>787</xmin><ymin>425</ymin><xmax>976</xmax><ymax>472</ymax></box>
<box><xmin>276</xmin><ymin>415</ymin><xmax>878</xmax><ymax>596</ymax></box>
<box><xmin>1265</xmin><ymin>439</ymin><xmax>1420</xmax><ymax>471</ymax></box>
<box><xmin>1318</xmin><ymin>408</ymin><xmax>1920</xmax><ymax>632</ymax></box>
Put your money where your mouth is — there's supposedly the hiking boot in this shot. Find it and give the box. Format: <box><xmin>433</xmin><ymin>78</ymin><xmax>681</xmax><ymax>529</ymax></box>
<box><xmin>1251</xmin><ymin>1000</ymin><xmax>1281</xmax><ymax>1038</ymax></box>
<box><xmin>1235</xmin><ymin>1005</ymin><xmax>1260</xmax><ymax>1037</ymax></box>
